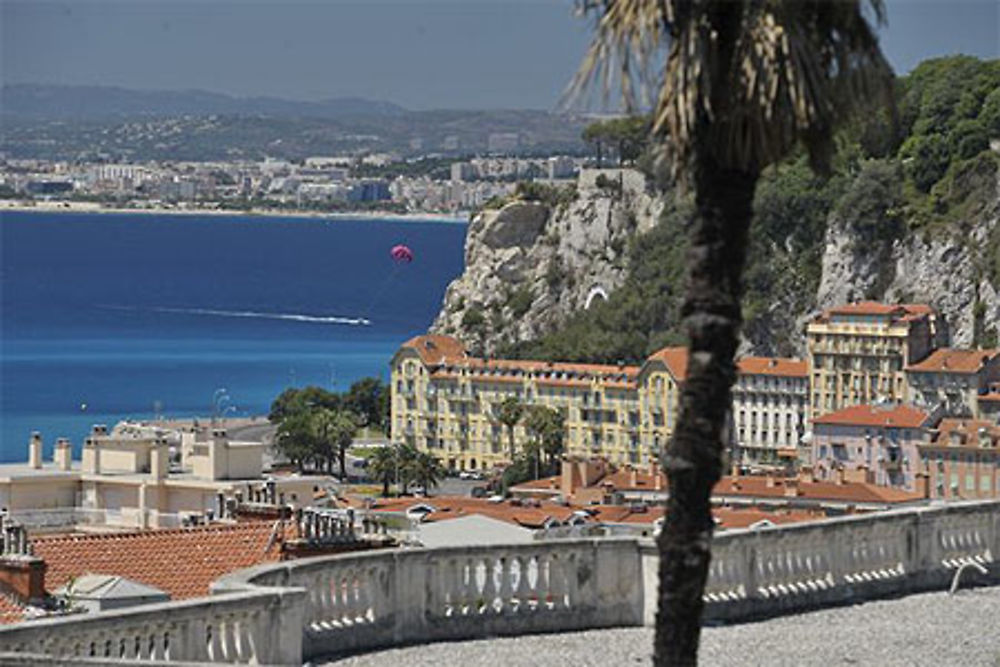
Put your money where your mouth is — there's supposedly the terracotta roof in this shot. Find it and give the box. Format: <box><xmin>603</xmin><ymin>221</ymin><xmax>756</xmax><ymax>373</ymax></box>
<box><xmin>399</xmin><ymin>334</ymin><xmax>467</xmax><ymax>365</ymax></box>
<box><xmin>713</xmin><ymin>476</ymin><xmax>922</xmax><ymax>504</ymax></box>
<box><xmin>646</xmin><ymin>346</ymin><xmax>689</xmax><ymax>381</ymax></box>
<box><xmin>907</xmin><ymin>348</ymin><xmax>998</xmax><ymax>374</ymax></box>
<box><xmin>0</xmin><ymin>593</ymin><xmax>26</xmax><ymax>625</ymax></box>
<box><xmin>816</xmin><ymin>302</ymin><xmax>933</xmax><ymax>323</ymax></box>
<box><xmin>32</xmin><ymin>520</ymin><xmax>291</xmax><ymax>601</ymax></box>
<box><xmin>812</xmin><ymin>404</ymin><xmax>929</xmax><ymax>429</ymax></box>
<box><xmin>926</xmin><ymin>418</ymin><xmax>1000</xmax><ymax>449</ymax></box>
<box><xmin>737</xmin><ymin>357</ymin><xmax>808</xmax><ymax>378</ymax></box>
<box><xmin>368</xmin><ymin>496</ymin><xmax>582</xmax><ymax>529</ymax></box>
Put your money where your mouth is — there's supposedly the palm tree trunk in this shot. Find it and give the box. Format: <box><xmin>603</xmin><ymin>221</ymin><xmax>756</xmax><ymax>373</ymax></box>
<box><xmin>339</xmin><ymin>446</ymin><xmax>347</xmax><ymax>481</ymax></box>
<box><xmin>654</xmin><ymin>153</ymin><xmax>757</xmax><ymax>666</ymax></box>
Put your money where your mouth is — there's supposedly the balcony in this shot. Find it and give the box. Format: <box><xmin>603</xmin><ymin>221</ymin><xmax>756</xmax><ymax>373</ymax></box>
<box><xmin>1</xmin><ymin>501</ymin><xmax>997</xmax><ymax>664</ymax></box>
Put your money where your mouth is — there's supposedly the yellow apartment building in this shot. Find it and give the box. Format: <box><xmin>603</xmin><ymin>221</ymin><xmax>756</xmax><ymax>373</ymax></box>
<box><xmin>389</xmin><ymin>335</ymin><xmax>688</xmax><ymax>471</ymax></box>
<box><xmin>806</xmin><ymin>302</ymin><xmax>939</xmax><ymax>418</ymax></box>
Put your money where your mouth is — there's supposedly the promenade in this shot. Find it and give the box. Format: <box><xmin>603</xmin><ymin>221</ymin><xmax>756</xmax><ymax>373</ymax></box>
<box><xmin>326</xmin><ymin>585</ymin><xmax>1000</xmax><ymax>667</ymax></box>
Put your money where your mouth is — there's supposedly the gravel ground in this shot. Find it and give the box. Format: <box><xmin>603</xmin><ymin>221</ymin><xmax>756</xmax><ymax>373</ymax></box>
<box><xmin>318</xmin><ymin>586</ymin><xmax>1000</xmax><ymax>667</ymax></box>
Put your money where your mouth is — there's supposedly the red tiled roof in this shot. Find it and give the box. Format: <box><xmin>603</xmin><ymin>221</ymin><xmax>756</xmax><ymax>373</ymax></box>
<box><xmin>0</xmin><ymin>593</ymin><xmax>26</xmax><ymax>625</ymax></box>
<box><xmin>32</xmin><ymin>521</ymin><xmax>291</xmax><ymax>601</ymax></box>
<box><xmin>399</xmin><ymin>334</ymin><xmax>468</xmax><ymax>365</ymax></box>
<box><xmin>816</xmin><ymin>302</ymin><xmax>933</xmax><ymax>323</ymax></box>
<box><xmin>646</xmin><ymin>346</ymin><xmax>689</xmax><ymax>381</ymax></box>
<box><xmin>713</xmin><ymin>476</ymin><xmax>921</xmax><ymax>504</ymax></box>
<box><xmin>907</xmin><ymin>348</ymin><xmax>998</xmax><ymax>374</ymax></box>
<box><xmin>737</xmin><ymin>357</ymin><xmax>808</xmax><ymax>378</ymax></box>
<box><xmin>368</xmin><ymin>496</ymin><xmax>581</xmax><ymax>529</ymax></box>
<box><xmin>812</xmin><ymin>404</ymin><xmax>928</xmax><ymax>429</ymax></box>
<box><xmin>926</xmin><ymin>418</ymin><xmax>1000</xmax><ymax>449</ymax></box>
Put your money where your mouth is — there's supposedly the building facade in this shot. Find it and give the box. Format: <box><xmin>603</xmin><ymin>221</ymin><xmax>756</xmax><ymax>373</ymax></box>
<box><xmin>906</xmin><ymin>348</ymin><xmax>1000</xmax><ymax>418</ymax></box>
<box><xmin>810</xmin><ymin>404</ymin><xmax>933</xmax><ymax>491</ymax></box>
<box><xmin>806</xmin><ymin>302</ymin><xmax>939</xmax><ymax>418</ymax></box>
<box><xmin>389</xmin><ymin>335</ymin><xmax>687</xmax><ymax>471</ymax></box>
<box><xmin>918</xmin><ymin>418</ymin><xmax>1000</xmax><ymax>500</ymax></box>
<box><xmin>731</xmin><ymin>357</ymin><xmax>808</xmax><ymax>467</ymax></box>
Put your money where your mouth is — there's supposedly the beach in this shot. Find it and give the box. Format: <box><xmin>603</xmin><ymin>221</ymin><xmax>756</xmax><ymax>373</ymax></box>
<box><xmin>0</xmin><ymin>199</ymin><xmax>469</xmax><ymax>224</ymax></box>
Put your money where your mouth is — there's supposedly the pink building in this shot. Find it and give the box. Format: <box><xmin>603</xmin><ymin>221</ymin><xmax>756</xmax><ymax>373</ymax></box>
<box><xmin>811</xmin><ymin>404</ymin><xmax>934</xmax><ymax>491</ymax></box>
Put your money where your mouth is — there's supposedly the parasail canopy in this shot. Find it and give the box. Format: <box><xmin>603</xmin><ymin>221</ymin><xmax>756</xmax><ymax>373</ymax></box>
<box><xmin>390</xmin><ymin>244</ymin><xmax>414</xmax><ymax>263</ymax></box>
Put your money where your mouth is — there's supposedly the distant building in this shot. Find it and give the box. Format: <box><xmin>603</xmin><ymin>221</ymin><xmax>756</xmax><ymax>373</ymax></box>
<box><xmin>731</xmin><ymin>357</ymin><xmax>809</xmax><ymax>467</ymax></box>
<box><xmin>906</xmin><ymin>348</ymin><xmax>1000</xmax><ymax>418</ymax></box>
<box><xmin>810</xmin><ymin>403</ymin><xmax>934</xmax><ymax>491</ymax></box>
<box><xmin>450</xmin><ymin>162</ymin><xmax>475</xmax><ymax>183</ymax></box>
<box><xmin>806</xmin><ymin>302</ymin><xmax>940</xmax><ymax>417</ymax></box>
<box><xmin>349</xmin><ymin>179</ymin><xmax>391</xmax><ymax>202</ymax></box>
<box><xmin>24</xmin><ymin>180</ymin><xmax>73</xmax><ymax>196</ymax></box>
<box><xmin>442</xmin><ymin>135</ymin><xmax>461</xmax><ymax>151</ymax></box>
<box><xmin>389</xmin><ymin>335</ymin><xmax>687</xmax><ymax>471</ymax></box>
<box><xmin>919</xmin><ymin>418</ymin><xmax>1000</xmax><ymax>499</ymax></box>
<box><xmin>546</xmin><ymin>156</ymin><xmax>576</xmax><ymax>180</ymax></box>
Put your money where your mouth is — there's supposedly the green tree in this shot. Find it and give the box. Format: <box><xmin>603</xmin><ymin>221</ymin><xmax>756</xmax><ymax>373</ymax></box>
<box><xmin>523</xmin><ymin>405</ymin><xmax>567</xmax><ymax>475</ymax></box>
<box><xmin>344</xmin><ymin>377</ymin><xmax>390</xmax><ymax>432</ymax></box>
<box><xmin>275</xmin><ymin>412</ymin><xmax>316</xmax><ymax>472</ymax></box>
<box><xmin>367</xmin><ymin>446</ymin><xmax>398</xmax><ymax>497</ymax></box>
<box><xmin>573</xmin><ymin>2</ymin><xmax>892</xmax><ymax>663</ymax></box>
<box><xmin>494</xmin><ymin>396</ymin><xmax>525</xmax><ymax>463</ymax></box>
<box><xmin>407</xmin><ymin>451</ymin><xmax>446</xmax><ymax>495</ymax></box>
<box><xmin>394</xmin><ymin>443</ymin><xmax>420</xmax><ymax>494</ymax></box>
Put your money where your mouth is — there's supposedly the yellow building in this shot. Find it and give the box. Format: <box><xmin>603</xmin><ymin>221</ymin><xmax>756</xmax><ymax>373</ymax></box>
<box><xmin>806</xmin><ymin>302</ymin><xmax>939</xmax><ymax>418</ymax></box>
<box><xmin>389</xmin><ymin>335</ymin><xmax>688</xmax><ymax>471</ymax></box>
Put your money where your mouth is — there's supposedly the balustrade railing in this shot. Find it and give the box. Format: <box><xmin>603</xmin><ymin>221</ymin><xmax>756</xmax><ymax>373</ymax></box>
<box><xmin>0</xmin><ymin>500</ymin><xmax>997</xmax><ymax>665</ymax></box>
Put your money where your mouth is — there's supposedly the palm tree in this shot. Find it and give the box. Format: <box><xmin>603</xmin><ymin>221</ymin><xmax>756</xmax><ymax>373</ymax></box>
<box><xmin>572</xmin><ymin>2</ymin><xmax>892</xmax><ymax>664</ymax></box>
<box><xmin>395</xmin><ymin>443</ymin><xmax>419</xmax><ymax>494</ymax></box>
<box><xmin>312</xmin><ymin>408</ymin><xmax>359</xmax><ymax>479</ymax></box>
<box><xmin>367</xmin><ymin>446</ymin><xmax>397</xmax><ymax>497</ymax></box>
<box><xmin>494</xmin><ymin>396</ymin><xmax>525</xmax><ymax>463</ymax></box>
<box><xmin>523</xmin><ymin>405</ymin><xmax>567</xmax><ymax>476</ymax></box>
<box><xmin>408</xmin><ymin>451</ymin><xmax>446</xmax><ymax>496</ymax></box>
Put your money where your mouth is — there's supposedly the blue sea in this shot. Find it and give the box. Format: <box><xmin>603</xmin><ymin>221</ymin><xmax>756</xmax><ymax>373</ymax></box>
<box><xmin>0</xmin><ymin>210</ymin><xmax>467</xmax><ymax>463</ymax></box>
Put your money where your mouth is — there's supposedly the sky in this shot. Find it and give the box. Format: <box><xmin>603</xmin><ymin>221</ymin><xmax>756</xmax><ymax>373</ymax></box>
<box><xmin>2</xmin><ymin>0</ymin><xmax>998</xmax><ymax>111</ymax></box>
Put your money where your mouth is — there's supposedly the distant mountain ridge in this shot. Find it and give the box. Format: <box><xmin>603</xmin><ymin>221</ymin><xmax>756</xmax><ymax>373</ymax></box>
<box><xmin>1</xmin><ymin>83</ymin><xmax>408</xmax><ymax>119</ymax></box>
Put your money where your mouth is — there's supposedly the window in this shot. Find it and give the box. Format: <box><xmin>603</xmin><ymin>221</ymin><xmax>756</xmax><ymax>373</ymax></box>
<box><xmin>980</xmin><ymin>474</ymin><xmax>991</xmax><ymax>493</ymax></box>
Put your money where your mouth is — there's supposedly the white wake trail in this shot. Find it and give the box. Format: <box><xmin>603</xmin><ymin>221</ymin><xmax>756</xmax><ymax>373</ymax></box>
<box><xmin>149</xmin><ymin>306</ymin><xmax>372</xmax><ymax>326</ymax></box>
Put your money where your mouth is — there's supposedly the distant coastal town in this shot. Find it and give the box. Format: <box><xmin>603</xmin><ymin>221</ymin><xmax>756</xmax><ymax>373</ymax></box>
<box><xmin>0</xmin><ymin>150</ymin><xmax>583</xmax><ymax>220</ymax></box>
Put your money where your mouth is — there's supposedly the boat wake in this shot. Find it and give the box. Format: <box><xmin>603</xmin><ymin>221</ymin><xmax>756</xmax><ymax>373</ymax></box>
<box><xmin>100</xmin><ymin>304</ymin><xmax>372</xmax><ymax>326</ymax></box>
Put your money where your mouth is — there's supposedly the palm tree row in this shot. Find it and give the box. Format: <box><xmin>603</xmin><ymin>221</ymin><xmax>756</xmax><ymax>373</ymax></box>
<box><xmin>367</xmin><ymin>444</ymin><xmax>446</xmax><ymax>497</ymax></box>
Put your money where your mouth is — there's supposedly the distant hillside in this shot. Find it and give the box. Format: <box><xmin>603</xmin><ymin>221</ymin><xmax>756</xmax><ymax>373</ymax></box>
<box><xmin>1</xmin><ymin>84</ymin><xmax>406</xmax><ymax>120</ymax></box>
<box><xmin>0</xmin><ymin>85</ymin><xmax>590</xmax><ymax>160</ymax></box>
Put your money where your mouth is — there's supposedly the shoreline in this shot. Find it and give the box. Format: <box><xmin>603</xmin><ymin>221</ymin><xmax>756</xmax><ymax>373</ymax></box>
<box><xmin>0</xmin><ymin>200</ymin><xmax>469</xmax><ymax>224</ymax></box>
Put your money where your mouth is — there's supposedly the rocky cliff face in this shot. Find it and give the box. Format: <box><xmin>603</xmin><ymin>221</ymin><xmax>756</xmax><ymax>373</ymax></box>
<box><xmin>430</xmin><ymin>170</ymin><xmax>662</xmax><ymax>354</ymax></box>
<box><xmin>816</xmin><ymin>172</ymin><xmax>999</xmax><ymax>349</ymax></box>
<box><xmin>433</xmin><ymin>162</ymin><xmax>999</xmax><ymax>359</ymax></box>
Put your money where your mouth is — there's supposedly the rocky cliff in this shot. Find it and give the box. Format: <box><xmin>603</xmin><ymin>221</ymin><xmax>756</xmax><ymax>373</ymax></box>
<box><xmin>430</xmin><ymin>170</ymin><xmax>662</xmax><ymax>354</ymax></box>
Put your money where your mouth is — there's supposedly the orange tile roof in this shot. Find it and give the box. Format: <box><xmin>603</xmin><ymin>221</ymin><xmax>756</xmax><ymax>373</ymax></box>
<box><xmin>907</xmin><ymin>348</ymin><xmax>998</xmax><ymax>374</ymax></box>
<box><xmin>0</xmin><ymin>593</ymin><xmax>26</xmax><ymax>625</ymax></box>
<box><xmin>926</xmin><ymin>418</ymin><xmax>1000</xmax><ymax>448</ymax></box>
<box><xmin>737</xmin><ymin>357</ymin><xmax>808</xmax><ymax>378</ymax></box>
<box><xmin>817</xmin><ymin>302</ymin><xmax>933</xmax><ymax>323</ymax></box>
<box><xmin>713</xmin><ymin>476</ymin><xmax>922</xmax><ymax>504</ymax></box>
<box><xmin>646</xmin><ymin>346</ymin><xmax>689</xmax><ymax>380</ymax></box>
<box><xmin>368</xmin><ymin>496</ymin><xmax>581</xmax><ymax>529</ymax></box>
<box><xmin>812</xmin><ymin>404</ymin><xmax>929</xmax><ymax>429</ymax></box>
<box><xmin>32</xmin><ymin>520</ymin><xmax>291</xmax><ymax>601</ymax></box>
<box><xmin>400</xmin><ymin>334</ymin><xmax>468</xmax><ymax>365</ymax></box>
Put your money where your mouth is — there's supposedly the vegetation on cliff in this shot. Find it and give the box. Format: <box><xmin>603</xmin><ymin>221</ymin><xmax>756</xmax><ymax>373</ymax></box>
<box><xmin>499</xmin><ymin>56</ymin><xmax>998</xmax><ymax>362</ymax></box>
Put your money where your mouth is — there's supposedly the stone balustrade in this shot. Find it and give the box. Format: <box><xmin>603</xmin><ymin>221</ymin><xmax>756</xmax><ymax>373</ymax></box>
<box><xmin>0</xmin><ymin>500</ymin><xmax>997</xmax><ymax>665</ymax></box>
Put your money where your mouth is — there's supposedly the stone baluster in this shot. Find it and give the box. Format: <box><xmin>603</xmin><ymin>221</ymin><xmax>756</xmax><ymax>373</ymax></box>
<box><xmin>515</xmin><ymin>554</ymin><xmax>532</xmax><ymax>612</ymax></box>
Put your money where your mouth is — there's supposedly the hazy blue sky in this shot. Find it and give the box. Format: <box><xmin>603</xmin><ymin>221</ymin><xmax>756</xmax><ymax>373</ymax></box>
<box><xmin>2</xmin><ymin>0</ymin><xmax>997</xmax><ymax>110</ymax></box>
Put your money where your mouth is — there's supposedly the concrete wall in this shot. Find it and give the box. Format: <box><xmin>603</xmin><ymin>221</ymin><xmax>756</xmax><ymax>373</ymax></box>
<box><xmin>3</xmin><ymin>500</ymin><xmax>997</xmax><ymax>665</ymax></box>
<box><xmin>0</xmin><ymin>477</ymin><xmax>77</xmax><ymax>512</ymax></box>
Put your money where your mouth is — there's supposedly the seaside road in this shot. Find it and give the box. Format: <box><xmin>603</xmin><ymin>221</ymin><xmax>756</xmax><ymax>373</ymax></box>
<box><xmin>319</xmin><ymin>585</ymin><xmax>1000</xmax><ymax>667</ymax></box>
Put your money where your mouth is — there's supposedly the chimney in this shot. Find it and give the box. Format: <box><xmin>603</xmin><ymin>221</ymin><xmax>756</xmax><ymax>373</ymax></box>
<box><xmin>150</xmin><ymin>437</ymin><xmax>169</xmax><ymax>480</ymax></box>
<box><xmin>53</xmin><ymin>438</ymin><xmax>72</xmax><ymax>471</ymax></box>
<box><xmin>798</xmin><ymin>465</ymin><xmax>815</xmax><ymax>484</ymax></box>
<box><xmin>629</xmin><ymin>467</ymin><xmax>639</xmax><ymax>487</ymax></box>
<box><xmin>915</xmin><ymin>471</ymin><xmax>931</xmax><ymax>499</ymax></box>
<box><xmin>784</xmin><ymin>478</ymin><xmax>799</xmax><ymax>497</ymax></box>
<box><xmin>0</xmin><ymin>517</ymin><xmax>46</xmax><ymax>603</ymax></box>
<box><xmin>28</xmin><ymin>432</ymin><xmax>43</xmax><ymax>470</ymax></box>
<box><xmin>765</xmin><ymin>474</ymin><xmax>776</xmax><ymax>488</ymax></box>
<box><xmin>834</xmin><ymin>466</ymin><xmax>846</xmax><ymax>486</ymax></box>
<box><xmin>81</xmin><ymin>437</ymin><xmax>101</xmax><ymax>474</ymax></box>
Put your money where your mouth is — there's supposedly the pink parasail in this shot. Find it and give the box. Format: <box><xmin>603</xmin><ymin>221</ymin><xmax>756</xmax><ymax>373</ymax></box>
<box><xmin>390</xmin><ymin>244</ymin><xmax>414</xmax><ymax>263</ymax></box>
